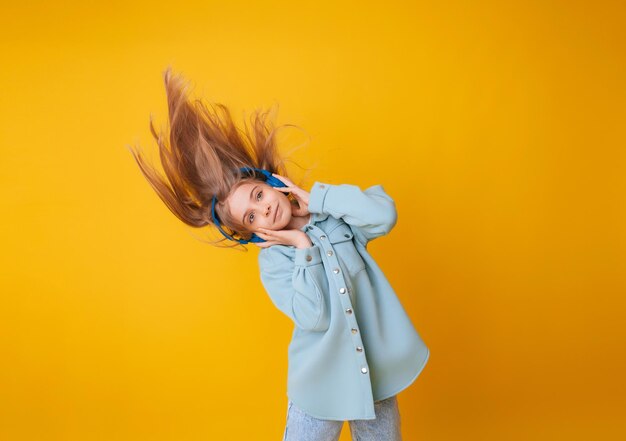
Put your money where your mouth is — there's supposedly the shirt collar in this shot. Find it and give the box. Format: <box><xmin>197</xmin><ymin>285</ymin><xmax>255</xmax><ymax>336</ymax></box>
<box><xmin>299</xmin><ymin>212</ymin><xmax>329</xmax><ymax>231</ymax></box>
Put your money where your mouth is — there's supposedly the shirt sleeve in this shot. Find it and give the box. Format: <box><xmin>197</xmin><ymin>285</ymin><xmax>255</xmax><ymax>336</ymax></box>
<box><xmin>258</xmin><ymin>245</ymin><xmax>331</xmax><ymax>332</ymax></box>
<box><xmin>307</xmin><ymin>181</ymin><xmax>398</xmax><ymax>245</ymax></box>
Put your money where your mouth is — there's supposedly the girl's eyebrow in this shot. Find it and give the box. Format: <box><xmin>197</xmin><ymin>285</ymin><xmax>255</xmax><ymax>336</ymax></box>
<box><xmin>242</xmin><ymin>185</ymin><xmax>260</xmax><ymax>224</ymax></box>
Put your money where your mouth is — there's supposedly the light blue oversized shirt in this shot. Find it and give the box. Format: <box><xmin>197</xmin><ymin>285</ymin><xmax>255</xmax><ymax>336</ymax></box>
<box><xmin>258</xmin><ymin>181</ymin><xmax>430</xmax><ymax>420</ymax></box>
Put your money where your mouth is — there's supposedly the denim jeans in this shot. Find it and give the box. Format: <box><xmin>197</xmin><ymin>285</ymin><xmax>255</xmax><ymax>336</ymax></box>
<box><xmin>282</xmin><ymin>395</ymin><xmax>402</xmax><ymax>441</ymax></box>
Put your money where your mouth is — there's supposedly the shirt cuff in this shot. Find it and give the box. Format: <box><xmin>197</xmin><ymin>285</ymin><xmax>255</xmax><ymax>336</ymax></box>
<box><xmin>294</xmin><ymin>244</ymin><xmax>322</xmax><ymax>266</ymax></box>
<box><xmin>308</xmin><ymin>182</ymin><xmax>330</xmax><ymax>214</ymax></box>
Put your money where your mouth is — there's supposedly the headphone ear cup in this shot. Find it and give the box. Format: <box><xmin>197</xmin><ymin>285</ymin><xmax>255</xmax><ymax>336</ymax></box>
<box><xmin>266</xmin><ymin>176</ymin><xmax>287</xmax><ymax>188</ymax></box>
<box><xmin>250</xmin><ymin>233</ymin><xmax>265</xmax><ymax>243</ymax></box>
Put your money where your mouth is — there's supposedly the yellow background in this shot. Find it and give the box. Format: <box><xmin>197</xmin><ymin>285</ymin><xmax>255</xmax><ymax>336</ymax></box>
<box><xmin>1</xmin><ymin>1</ymin><xmax>625</xmax><ymax>439</ymax></box>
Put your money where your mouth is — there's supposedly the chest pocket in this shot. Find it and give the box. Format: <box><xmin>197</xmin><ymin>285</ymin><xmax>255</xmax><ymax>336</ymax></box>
<box><xmin>327</xmin><ymin>223</ymin><xmax>366</xmax><ymax>276</ymax></box>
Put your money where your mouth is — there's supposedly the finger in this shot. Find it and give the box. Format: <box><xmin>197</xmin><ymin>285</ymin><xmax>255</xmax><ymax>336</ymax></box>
<box><xmin>258</xmin><ymin>231</ymin><xmax>287</xmax><ymax>244</ymax></box>
<box><xmin>272</xmin><ymin>173</ymin><xmax>293</xmax><ymax>186</ymax></box>
<box><xmin>259</xmin><ymin>232</ymin><xmax>282</xmax><ymax>242</ymax></box>
<box><xmin>289</xmin><ymin>191</ymin><xmax>306</xmax><ymax>204</ymax></box>
<box><xmin>256</xmin><ymin>239</ymin><xmax>279</xmax><ymax>248</ymax></box>
<box><xmin>292</xmin><ymin>191</ymin><xmax>310</xmax><ymax>206</ymax></box>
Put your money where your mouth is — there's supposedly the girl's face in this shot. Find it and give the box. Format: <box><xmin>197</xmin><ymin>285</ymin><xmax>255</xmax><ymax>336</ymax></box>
<box><xmin>225</xmin><ymin>181</ymin><xmax>292</xmax><ymax>232</ymax></box>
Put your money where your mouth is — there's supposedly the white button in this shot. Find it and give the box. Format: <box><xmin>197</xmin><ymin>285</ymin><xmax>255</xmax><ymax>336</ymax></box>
<box><xmin>326</xmin><ymin>250</ymin><xmax>333</xmax><ymax>256</ymax></box>
<box><xmin>345</xmin><ymin>308</ymin><xmax>353</xmax><ymax>314</ymax></box>
<box><xmin>320</xmin><ymin>235</ymin><xmax>326</xmax><ymax>240</ymax></box>
<box><xmin>356</xmin><ymin>346</ymin><xmax>363</xmax><ymax>352</ymax></box>
<box><xmin>305</xmin><ymin>255</ymin><xmax>312</xmax><ymax>262</ymax></box>
<box><xmin>339</xmin><ymin>288</ymin><xmax>347</xmax><ymax>294</ymax></box>
<box><xmin>333</xmin><ymin>268</ymin><xmax>340</xmax><ymax>274</ymax></box>
<box><xmin>361</xmin><ymin>367</ymin><xmax>368</xmax><ymax>374</ymax></box>
<box><xmin>351</xmin><ymin>328</ymin><xmax>358</xmax><ymax>334</ymax></box>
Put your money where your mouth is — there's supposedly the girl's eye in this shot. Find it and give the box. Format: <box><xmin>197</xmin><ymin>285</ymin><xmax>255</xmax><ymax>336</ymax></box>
<box><xmin>248</xmin><ymin>191</ymin><xmax>263</xmax><ymax>223</ymax></box>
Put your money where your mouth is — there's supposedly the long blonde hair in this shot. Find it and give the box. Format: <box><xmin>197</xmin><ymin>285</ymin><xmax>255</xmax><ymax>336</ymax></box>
<box><xmin>126</xmin><ymin>66</ymin><xmax>309</xmax><ymax>250</ymax></box>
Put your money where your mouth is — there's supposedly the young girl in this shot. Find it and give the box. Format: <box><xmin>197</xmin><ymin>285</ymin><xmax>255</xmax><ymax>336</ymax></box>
<box><xmin>128</xmin><ymin>67</ymin><xmax>430</xmax><ymax>441</ymax></box>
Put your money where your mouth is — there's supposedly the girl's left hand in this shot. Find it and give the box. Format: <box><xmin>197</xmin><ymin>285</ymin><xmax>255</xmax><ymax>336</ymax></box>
<box><xmin>271</xmin><ymin>173</ymin><xmax>310</xmax><ymax>217</ymax></box>
<box><xmin>254</xmin><ymin>227</ymin><xmax>312</xmax><ymax>249</ymax></box>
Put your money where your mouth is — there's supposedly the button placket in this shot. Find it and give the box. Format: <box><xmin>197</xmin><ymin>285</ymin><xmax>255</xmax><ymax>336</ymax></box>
<box><xmin>310</xmin><ymin>224</ymin><xmax>367</xmax><ymax>371</ymax></box>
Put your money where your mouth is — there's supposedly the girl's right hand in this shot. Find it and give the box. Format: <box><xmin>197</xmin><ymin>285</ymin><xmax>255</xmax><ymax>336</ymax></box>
<box><xmin>271</xmin><ymin>173</ymin><xmax>310</xmax><ymax>217</ymax></box>
<box><xmin>254</xmin><ymin>227</ymin><xmax>312</xmax><ymax>249</ymax></box>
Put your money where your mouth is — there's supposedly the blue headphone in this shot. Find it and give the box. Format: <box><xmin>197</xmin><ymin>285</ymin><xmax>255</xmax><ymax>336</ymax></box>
<box><xmin>211</xmin><ymin>167</ymin><xmax>288</xmax><ymax>244</ymax></box>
